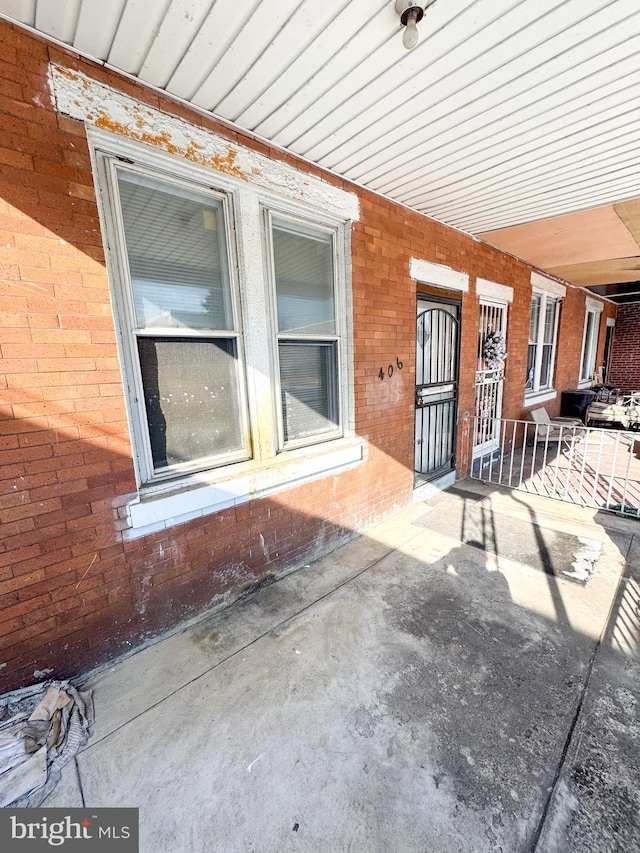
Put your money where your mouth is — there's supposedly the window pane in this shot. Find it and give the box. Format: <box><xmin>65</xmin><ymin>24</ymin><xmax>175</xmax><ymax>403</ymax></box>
<box><xmin>581</xmin><ymin>312</ymin><xmax>597</xmax><ymax>380</ymax></box>
<box><xmin>279</xmin><ymin>343</ymin><xmax>338</xmax><ymax>442</ymax></box>
<box><xmin>543</xmin><ymin>298</ymin><xmax>557</xmax><ymax>344</ymax></box>
<box><xmin>540</xmin><ymin>343</ymin><xmax>553</xmax><ymax>387</ymax></box>
<box><xmin>529</xmin><ymin>295</ymin><xmax>540</xmax><ymax>342</ymax></box>
<box><xmin>118</xmin><ymin>171</ymin><xmax>234</xmax><ymax>331</ymax></box>
<box><xmin>526</xmin><ymin>344</ymin><xmax>536</xmax><ymax>390</ymax></box>
<box><xmin>137</xmin><ymin>337</ymin><xmax>244</xmax><ymax>471</ymax></box>
<box><xmin>272</xmin><ymin>222</ymin><xmax>335</xmax><ymax>335</ymax></box>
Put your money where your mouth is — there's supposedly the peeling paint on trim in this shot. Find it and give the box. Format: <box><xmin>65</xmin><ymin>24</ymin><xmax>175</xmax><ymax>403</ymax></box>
<box><xmin>48</xmin><ymin>64</ymin><xmax>359</xmax><ymax>221</ymax></box>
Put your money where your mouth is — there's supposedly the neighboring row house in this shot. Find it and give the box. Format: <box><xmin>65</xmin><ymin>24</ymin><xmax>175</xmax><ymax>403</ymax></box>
<box><xmin>607</xmin><ymin>304</ymin><xmax>640</xmax><ymax>393</ymax></box>
<box><xmin>0</xmin><ymin>20</ymin><xmax>614</xmax><ymax>691</ymax></box>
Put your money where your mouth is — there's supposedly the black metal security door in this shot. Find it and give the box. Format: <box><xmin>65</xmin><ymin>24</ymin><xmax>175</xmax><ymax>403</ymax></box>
<box><xmin>415</xmin><ymin>300</ymin><xmax>460</xmax><ymax>481</ymax></box>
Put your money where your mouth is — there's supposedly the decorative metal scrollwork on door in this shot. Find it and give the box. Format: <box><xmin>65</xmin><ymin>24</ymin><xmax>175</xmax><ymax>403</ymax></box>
<box><xmin>415</xmin><ymin>307</ymin><xmax>460</xmax><ymax>478</ymax></box>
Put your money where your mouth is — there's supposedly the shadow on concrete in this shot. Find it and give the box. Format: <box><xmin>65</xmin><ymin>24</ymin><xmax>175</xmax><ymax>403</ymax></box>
<box><xmin>35</xmin><ymin>482</ymin><xmax>638</xmax><ymax>853</ymax></box>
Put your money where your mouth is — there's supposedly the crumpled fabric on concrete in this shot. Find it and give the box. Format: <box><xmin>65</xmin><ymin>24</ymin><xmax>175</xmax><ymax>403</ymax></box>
<box><xmin>0</xmin><ymin>680</ymin><xmax>93</xmax><ymax>807</ymax></box>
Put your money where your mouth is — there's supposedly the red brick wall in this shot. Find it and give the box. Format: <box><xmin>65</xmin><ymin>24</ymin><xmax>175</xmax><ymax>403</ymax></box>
<box><xmin>547</xmin><ymin>290</ymin><xmax>616</xmax><ymax>413</ymax></box>
<box><xmin>0</xmin><ymin>21</ymin><xmax>612</xmax><ymax>691</ymax></box>
<box><xmin>608</xmin><ymin>304</ymin><xmax>640</xmax><ymax>394</ymax></box>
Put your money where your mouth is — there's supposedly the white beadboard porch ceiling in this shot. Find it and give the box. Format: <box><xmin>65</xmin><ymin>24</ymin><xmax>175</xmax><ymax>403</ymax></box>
<box><xmin>2</xmin><ymin>0</ymin><xmax>640</xmax><ymax>237</ymax></box>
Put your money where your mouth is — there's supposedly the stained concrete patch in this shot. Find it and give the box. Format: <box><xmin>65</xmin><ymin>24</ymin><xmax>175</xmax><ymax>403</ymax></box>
<box><xmin>81</xmin><ymin>534</ymin><xmax>396</xmax><ymax>744</ymax></box>
<box><xmin>416</xmin><ymin>496</ymin><xmax>602</xmax><ymax>585</ymax></box>
<box><xmin>537</xmin><ymin>536</ymin><xmax>640</xmax><ymax>852</ymax></box>
<box><xmin>75</xmin><ymin>536</ymin><xmax>599</xmax><ymax>853</ymax></box>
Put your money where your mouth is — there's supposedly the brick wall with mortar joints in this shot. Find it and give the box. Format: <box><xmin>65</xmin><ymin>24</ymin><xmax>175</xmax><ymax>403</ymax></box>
<box><xmin>0</xmin><ymin>20</ymin><xmax>613</xmax><ymax>690</ymax></box>
<box><xmin>607</xmin><ymin>303</ymin><xmax>640</xmax><ymax>393</ymax></box>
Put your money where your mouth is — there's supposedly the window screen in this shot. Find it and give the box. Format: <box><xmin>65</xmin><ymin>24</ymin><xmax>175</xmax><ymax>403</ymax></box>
<box><xmin>540</xmin><ymin>298</ymin><xmax>558</xmax><ymax>388</ymax></box>
<box><xmin>272</xmin><ymin>218</ymin><xmax>340</xmax><ymax>445</ymax></box>
<box><xmin>279</xmin><ymin>343</ymin><xmax>338</xmax><ymax>442</ymax></box>
<box><xmin>116</xmin><ymin>169</ymin><xmax>248</xmax><ymax>477</ymax></box>
<box><xmin>138</xmin><ymin>337</ymin><xmax>244</xmax><ymax>469</ymax></box>
<box><xmin>526</xmin><ymin>295</ymin><xmax>541</xmax><ymax>390</ymax></box>
<box><xmin>118</xmin><ymin>171</ymin><xmax>234</xmax><ymax>331</ymax></box>
<box><xmin>273</xmin><ymin>226</ymin><xmax>335</xmax><ymax>336</ymax></box>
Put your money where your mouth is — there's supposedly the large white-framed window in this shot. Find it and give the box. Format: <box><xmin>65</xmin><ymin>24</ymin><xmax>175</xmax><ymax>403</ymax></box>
<box><xmin>525</xmin><ymin>274</ymin><xmax>566</xmax><ymax>404</ymax></box>
<box><xmin>91</xmin><ymin>132</ymin><xmax>357</xmax><ymax>533</ymax></box>
<box><xmin>578</xmin><ymin>297</ymin><xmax>603</xmax><ymax>387</ymax></box>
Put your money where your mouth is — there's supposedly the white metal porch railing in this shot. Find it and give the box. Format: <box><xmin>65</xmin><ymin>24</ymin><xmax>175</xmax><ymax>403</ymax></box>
<box><xmin>470</xmin><ymin>417</ymin><xmax>640</xmax><ymax>517</ymax></box>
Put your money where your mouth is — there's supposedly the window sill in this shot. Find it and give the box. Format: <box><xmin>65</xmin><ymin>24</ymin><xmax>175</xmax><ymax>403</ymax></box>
<box><xmin>124</xmin><ymin>437</ymin><xmax>365</xmax><ymax>539</ymax></box>
<box><xmin>523</xmin><ymin>389</ymin><xmax>557</xmax><ymax>407</ymax></box>
<box><xmin>577</xmin><ymin>379</ymin><xmax>593</xmax><ymax>389</ymax></box>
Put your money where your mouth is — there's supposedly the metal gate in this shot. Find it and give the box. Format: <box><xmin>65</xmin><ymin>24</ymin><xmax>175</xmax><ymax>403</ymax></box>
<box><xmin>474</xmin><ymin>301</ymin><xmax>507</xmax><ymax>459</ymax></box>
<box><xmin>415</xmin><ymin>301</ymin><xmax>460</xmax><ymax>481</ymax></box>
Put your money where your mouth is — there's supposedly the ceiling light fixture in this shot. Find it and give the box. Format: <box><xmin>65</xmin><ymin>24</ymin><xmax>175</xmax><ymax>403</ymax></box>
<box><xmin>395</xmin><ymin>1</ymin><xmax>435</xmax><ymax>50</ymax></box>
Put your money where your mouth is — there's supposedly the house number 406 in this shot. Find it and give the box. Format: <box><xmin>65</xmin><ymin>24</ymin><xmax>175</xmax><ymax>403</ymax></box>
<box><xmin>379</xmin><ymin>358</ymin><xmax>403</xmax><ymax>380</ymax></box>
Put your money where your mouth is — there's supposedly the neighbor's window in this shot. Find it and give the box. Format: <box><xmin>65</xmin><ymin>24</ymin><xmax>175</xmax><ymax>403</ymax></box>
<box><xmin>579</xmin><ymin>307</ymin><xmax>600</xmax><ymax>384</ymax></box>
<box><xmin>270</xmin><ymin>216</ymin><xmax>341</xmax><ymax>446</ymax></box>
<box><xmin>526</xmin><ymin>291</ymin><xmax>560</xmax><ymax>395</ymax></box>
<box><xmin>99</xmin><ymin>157</ymin><xmax>348</xmax><ymax>487</ymax></box>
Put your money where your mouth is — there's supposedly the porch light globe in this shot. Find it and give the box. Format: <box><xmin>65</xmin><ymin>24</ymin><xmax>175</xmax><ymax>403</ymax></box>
<box><xmin>403</xmin><ymin>10</ymin><xmax>419</xmax><ymax>49</ymax></box>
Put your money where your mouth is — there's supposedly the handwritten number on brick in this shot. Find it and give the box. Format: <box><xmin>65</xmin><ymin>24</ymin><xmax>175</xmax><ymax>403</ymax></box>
<box><xmin>379</xmin><ymin>359</ymin><xmax>403</xmax><ymax>379</ymax></box>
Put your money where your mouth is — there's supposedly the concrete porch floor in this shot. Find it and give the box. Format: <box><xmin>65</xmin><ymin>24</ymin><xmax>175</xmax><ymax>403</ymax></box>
<box><xmin>43</xmin><ymin>481</ymin><xmax>639</xmax><ymax>853</ymax></box>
